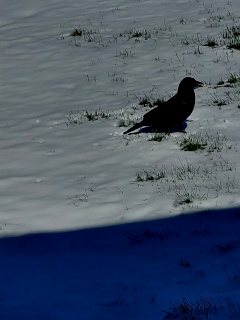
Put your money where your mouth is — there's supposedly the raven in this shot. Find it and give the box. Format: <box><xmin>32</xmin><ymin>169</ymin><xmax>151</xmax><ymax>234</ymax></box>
<box><xmin>124</xmin><ymin>77</ymin><xmax>205</xmax><ymax>134</ymax></box>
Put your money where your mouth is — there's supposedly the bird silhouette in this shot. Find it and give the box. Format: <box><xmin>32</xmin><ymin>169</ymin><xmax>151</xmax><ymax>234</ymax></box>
<box><xmin>123</xmin><ymin>77</ymin><xmax>205</xmax><ymax>134</ymax></box>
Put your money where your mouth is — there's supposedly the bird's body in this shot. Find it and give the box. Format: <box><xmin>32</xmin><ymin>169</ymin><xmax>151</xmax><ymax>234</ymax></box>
<box><xmin>124</xmin><ymin>77</ymin><xmax>204</xmax><ymax>134</ymax></box>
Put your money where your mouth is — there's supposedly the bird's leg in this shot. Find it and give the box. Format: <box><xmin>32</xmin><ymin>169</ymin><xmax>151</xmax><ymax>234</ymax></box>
<box><xmin>151</xmin><ymin>125</ymin><xmax>158</xmax><ymax>133</ymax></box>
<box><xmin>178</xmin><ymin>122</ymin><xmax>186</xmax><ymax>133</ymax></box>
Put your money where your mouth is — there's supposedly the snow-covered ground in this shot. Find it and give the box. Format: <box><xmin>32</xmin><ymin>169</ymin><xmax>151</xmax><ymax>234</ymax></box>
<box><xmin>1</xmin><ymin>0</ymin><xmax>240</xmax><ymax>318</ymax></box>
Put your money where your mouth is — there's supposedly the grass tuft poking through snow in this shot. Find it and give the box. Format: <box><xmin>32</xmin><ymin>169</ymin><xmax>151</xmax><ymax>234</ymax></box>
<box><xmin>162</xmin><ymin>297</ymin><xmax>216</xmax><ymax>320</ymax></box>
<box><xmin>148</xmin><ymin>132</ymin><xmax>168</xmax><ymax>142</ymax></box>
<box><xmin>136</xmin><ymin>157</ymin><xmax>238</xmax><ymax>207</ymax></box>
<box><xmin>177</xmin><ymin>132</ymin><xmax>229</xmax><ymax>152</ymax></box>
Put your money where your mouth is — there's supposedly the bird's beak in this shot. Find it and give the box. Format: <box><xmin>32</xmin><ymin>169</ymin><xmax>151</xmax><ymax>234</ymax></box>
<box><xmin>195</xmin><ymin>81</ymin><xmax>206</xmax><ymax>88</ymax></box>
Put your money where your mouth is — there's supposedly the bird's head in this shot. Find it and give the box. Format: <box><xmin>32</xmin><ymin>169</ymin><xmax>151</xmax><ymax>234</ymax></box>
<box><xmin>178</xmin><ymin>77</ymin><xmax>205</xmax><ymax>91</ymax></box>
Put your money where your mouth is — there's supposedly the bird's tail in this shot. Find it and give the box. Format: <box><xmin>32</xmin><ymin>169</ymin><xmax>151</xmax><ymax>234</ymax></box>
<box><xmin>123</xmin><ymin>122</ymin><xmax>142</xmax><ymax>134</ymax></box>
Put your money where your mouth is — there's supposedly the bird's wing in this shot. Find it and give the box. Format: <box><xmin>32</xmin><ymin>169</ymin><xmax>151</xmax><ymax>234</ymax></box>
<box><xmin>143</xmin><ymin>94</ymin><xmax>180</xmax><ymax>123</ymax></box>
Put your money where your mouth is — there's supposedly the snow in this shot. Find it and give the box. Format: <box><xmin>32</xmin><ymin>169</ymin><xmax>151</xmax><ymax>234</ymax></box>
<box><xmin>1</xmin><ymin>0</ymin><xmax>240</xmax><ymax>318</ymax></box>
